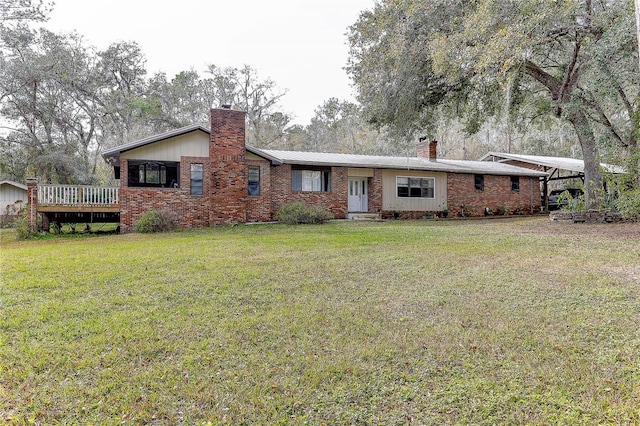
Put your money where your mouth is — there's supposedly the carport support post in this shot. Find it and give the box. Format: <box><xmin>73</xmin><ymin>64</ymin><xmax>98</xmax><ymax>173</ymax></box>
<box><xmin>542</xmin><ymin>167</ymin><xmax>549</xmax><ymax>211</ymax></box>
<box><xmin>26</xmin><ymin>178</ymin><xmax>38</xmax><ymax>232</ymax></box>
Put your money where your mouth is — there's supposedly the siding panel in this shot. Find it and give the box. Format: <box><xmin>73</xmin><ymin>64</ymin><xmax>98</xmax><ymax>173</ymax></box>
<box><xmin>121</xmin><ymin>132</ymin><xmax>209</xmax><ymax>161</ymax></box>
<box><xmin>381</xmin><ymin>170</ymin><xmax>447</xmax><ymax>211</ymax></box>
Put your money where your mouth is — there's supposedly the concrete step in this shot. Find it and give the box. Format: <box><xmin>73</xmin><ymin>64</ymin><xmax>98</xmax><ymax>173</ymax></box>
<box><xmin>347</xmin><ymin>212</ymin><xmax>382</xmax><ymax>221</ymax></box>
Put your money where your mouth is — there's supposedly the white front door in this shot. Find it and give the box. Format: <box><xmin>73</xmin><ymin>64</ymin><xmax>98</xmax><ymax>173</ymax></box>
<box><xmin>348</xmin><ymin>177</ymin><xmax>368</xmax><ymax>212</ymax></box>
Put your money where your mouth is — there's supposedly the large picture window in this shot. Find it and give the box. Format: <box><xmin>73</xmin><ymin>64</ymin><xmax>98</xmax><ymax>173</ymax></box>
<box><xmin>292</xmin><ymin>169</ymin><xmax>331</xmax><ymax>192</ymax></box>
<box><xmin>190</xmin><ymin>163</ymin><xmax>203</xmax><ymax>195</ymax></box>
<box><xmin>248</xmin><ymin>166</ymin><xmax>260</xmax><ymax>196</ymax></box>
<box><xmin>127</xmin><ymin>161</ymin><xmax>179</xmax><ymax>188</ymax></box>
<box><xmin>396</xmin><ymin>176</ymin><xmax>435</xmax><ymax>198</ymax></box>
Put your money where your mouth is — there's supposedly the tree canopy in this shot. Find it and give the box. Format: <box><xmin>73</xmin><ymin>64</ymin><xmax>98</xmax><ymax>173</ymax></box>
<box><xmin>348</xmin><ymin>0</ymin><xmax>640</xmax><ymax>208</ymax></box>
<box><xmin>2</xmin><ymin>0</ymin><xmax>639</xmax><ymax>203</ymax></box>
<box><xmin>0</xmin><ymin>27</ymin><xmax>292</xmax><ymax>183</ymax></box>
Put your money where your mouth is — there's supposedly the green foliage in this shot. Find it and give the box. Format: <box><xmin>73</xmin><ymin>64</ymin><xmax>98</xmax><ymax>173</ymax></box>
<box><xmin>347</xmin><ymin>0</ymin><xmax>638</xmax><ymax>205</ymax></box>
<box><xmin>13</xmin><ymin>206</ymin><xmax>34</xmax><ymax>240</ymax></box>
<box><xmin>0</xmin><ymin>24</ymin><xmax>292</xmax><ymax>183</ymax></box>
<box><xmin>275</xmin><ymin>202</ymin><xmax>334</xmax><ymax>224</ymax></box>
<box><xmin>558</xmin><ymin>190</ymin><xmax>586</xmax><ymax>212</ymax></box>
<box><xmin>133</xmin><ymin>208</ymin><xmax>177</xmax><ymax>233</ymax></box>
<box><xmin>605</xmin><ymin>150</ymin><xmax>640</xmax><ymax>217</ymax></box>
<box><xmin>615</xmin><ymin>187</ymin><xmax>640</xmax><ymax>219</ymax></box>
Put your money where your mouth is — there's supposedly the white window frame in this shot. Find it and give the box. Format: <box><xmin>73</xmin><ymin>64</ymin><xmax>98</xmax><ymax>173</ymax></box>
<box><xmin>396</xmin><ymin>176</ymin><xmax>435</xmax><ymax>199</ymax></box>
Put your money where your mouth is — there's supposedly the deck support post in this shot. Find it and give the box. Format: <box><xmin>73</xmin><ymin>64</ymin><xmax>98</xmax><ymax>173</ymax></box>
<box><xmin>26</xmin><ymin>178</ymin><xmax>38</xmax><ymax>232</ymax></box>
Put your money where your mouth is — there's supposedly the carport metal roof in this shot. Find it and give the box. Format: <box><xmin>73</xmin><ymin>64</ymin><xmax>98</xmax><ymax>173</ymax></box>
<box><xmin>480</xmin><ymin>152</ymin><xmax>625</xmax><ymax>180</ymax></box>
<box><xmin>480</xmin><ymin>152</ymin><xmax>626</xmax><ymax>210</ymax></box>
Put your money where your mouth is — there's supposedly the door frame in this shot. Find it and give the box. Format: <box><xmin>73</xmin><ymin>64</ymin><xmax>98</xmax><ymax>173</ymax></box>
<box><xmin>348</xmin><ymin>177</ymin><xmax>368</xmax><ymax>212</ymax></box>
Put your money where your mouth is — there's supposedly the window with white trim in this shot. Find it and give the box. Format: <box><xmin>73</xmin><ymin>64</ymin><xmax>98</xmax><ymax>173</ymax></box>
<box><xmin>292</xmin><ymin>169</ymin><xmax>331</xmax><ymax>192</ymax></box>
<box><xmin>396</xmin><ymin>176</ymin><xmax>435</xmax><ymax>198</ymax></box>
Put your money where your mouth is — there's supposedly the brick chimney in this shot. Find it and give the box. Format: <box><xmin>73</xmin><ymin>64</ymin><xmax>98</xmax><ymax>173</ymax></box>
<box><xmin>417</xmin><ymin>137</ymin><xmax>438</xmax><ymax>161</ymax></box>
<box><xmin>209</xmin><ymin>106</ymin><xmax>247</xmax><ymax>224</ymax></box>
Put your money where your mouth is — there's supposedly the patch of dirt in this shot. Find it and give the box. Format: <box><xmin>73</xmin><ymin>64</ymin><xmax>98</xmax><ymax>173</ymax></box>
<box><xmin>514</xmin><ymin>216</ymin><xmax>640</xmax><ymax>241</ymax></box>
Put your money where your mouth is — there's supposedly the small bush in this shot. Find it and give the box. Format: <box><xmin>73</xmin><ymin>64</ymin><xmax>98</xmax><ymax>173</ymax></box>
<box><xmin>276</xmin><ymin>202</ymin><xmax>334</xmax><ymax>224</ymax></box>
<box><xmin>558</xmin><ymin>190</ymin><xmax>586</xmax><ymax>211</ymax></box>
<box><xmin>134</xmin><ymin>209</ymin><xmax>177</xmax><ymax>233</ymax></box>
<box><xmin>14</xmin><ymin>207</ymin><xmax>34</xmax><ymax>240</ymax></box>
<box><xmin>12</xmin><ymin>205</ymin><xmax>46</xmax><ymax>240</ymax></box>
<box><xmin>615</xmin><ymin>187</ymin><xmax>640</xmax><ymax>219</ymax></box>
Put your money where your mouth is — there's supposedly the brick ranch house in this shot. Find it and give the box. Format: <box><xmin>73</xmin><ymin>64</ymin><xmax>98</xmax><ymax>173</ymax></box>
<box><xmin>101</xmin><ymin>107</ymin><xmax>545</xmax><ymax>231</ymax></box>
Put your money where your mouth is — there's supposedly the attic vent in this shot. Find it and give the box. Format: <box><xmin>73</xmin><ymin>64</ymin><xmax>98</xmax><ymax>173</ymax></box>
<box><xmin>221</xmin><ymin>104</ymin><xmax>232</xmax><ymax>109</ymax></box>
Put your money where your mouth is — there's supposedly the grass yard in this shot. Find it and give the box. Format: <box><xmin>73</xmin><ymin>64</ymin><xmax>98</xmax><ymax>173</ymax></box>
<box><xmin>1</xmin><ymin>217</ymin><xmax>639</xmax><ymax>424</ymax></box>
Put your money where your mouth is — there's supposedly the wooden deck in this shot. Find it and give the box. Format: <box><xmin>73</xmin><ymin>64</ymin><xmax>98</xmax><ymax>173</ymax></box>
<box><xmin>37</xmin><ymin>184</ymin><xmax>120</xmax><ymax>213</ymax></box>
<box><xmin>35</xmin><ymin>184</ymin><xmax>120</xmax><ymax>225</ymax></box>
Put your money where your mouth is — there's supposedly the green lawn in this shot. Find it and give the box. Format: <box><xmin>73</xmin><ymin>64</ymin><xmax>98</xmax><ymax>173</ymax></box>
<box><xmin>1</xmin><ymin>218</ymin><xmax>639</xmax><ymax>424</ymax></box>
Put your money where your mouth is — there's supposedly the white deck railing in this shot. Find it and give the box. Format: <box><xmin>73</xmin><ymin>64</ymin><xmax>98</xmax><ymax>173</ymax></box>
<box><xmin>38</xmin><ymin>185</ymin><xmax>119</xmax><ymax>206</ymax></box>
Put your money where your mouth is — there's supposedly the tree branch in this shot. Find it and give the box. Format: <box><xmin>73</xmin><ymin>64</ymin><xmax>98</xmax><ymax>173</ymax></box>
<box><xmin>523</xmin><ymin>60</ymin><xmax>561</xmax><ymax>97</ymax></box>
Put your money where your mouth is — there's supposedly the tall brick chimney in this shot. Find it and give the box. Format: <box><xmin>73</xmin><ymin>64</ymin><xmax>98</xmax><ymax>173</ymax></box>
<box><xmin>417</xmin><ymin>137</ymin><xmax>438</xmax><ymax>161</ymax></box>
<box><xmin>209</xmin><ymin>106</ymin><xmax>247</xmax><ymax>224</ymax></box>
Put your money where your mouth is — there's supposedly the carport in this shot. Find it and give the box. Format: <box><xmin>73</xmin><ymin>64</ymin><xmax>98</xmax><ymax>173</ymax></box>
<box><xmin>479</xmin><ymin>152</ymin><xmax>626</xmax><ymax>210</ymax></box>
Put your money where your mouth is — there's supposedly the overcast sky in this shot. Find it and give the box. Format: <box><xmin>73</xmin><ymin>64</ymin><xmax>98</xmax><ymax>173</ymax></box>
<box><xmin>44</xmin><ymin>0</ymin><xmax>375</xmax><ymax>126</ymax></box>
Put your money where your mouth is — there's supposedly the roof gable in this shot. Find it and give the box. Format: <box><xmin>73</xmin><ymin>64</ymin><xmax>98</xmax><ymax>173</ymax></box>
<box><xmin>103</xmin><ymin>124</ymin><xmax>209</xmax><ymax>163</ymax></box>
<box><xmin>0</xmin><ymin>180</ymin><xmax>28</xmax><ymax>191</ymax></box>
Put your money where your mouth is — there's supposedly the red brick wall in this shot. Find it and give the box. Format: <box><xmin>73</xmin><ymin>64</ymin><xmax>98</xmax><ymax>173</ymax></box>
<box><xmin>26</xmin><ymin>180</ymin><xmax>38</xmax><ymax>231</ymax></box>
<box><xmin>268</xmin><ymin>164</ymin><xmax>348</xmax><ymax>219</ymax></box>
<box><xmin>369</xmin><ymin>169</ymin><xmax>383</xmax><ymax>213</ymax></box>
<box><xmin>209</xmin><ymin>108</ymin><xmax>247</xmax><ymax>224</ymax></box>
<box><xmin>447</xmin><ymin>173</ymin><xmax>541</xmax><ymax>217</ymax></box>
<box><xmin>116</xmin><ymin>107</ymin><xmax>543</xmax><ymax>230</ymax></box>
<box><xmin>246</xmin><ymin>158</ymin><xmax>272</xmax><ymax>222</ymax></box>
<box><xmin>118</xmin><ymin>108</ymin><xmax>252</xmax><ymax>231</ymax></box>
<box><xmin>416</xmin><ymin>140</ymin><xmax>438</xmax><ymax>160</ymax></box>
<box><xmin>119</xmin><ymin>157</ymin><xmax>211</xmax><ymax>232</ymax></box>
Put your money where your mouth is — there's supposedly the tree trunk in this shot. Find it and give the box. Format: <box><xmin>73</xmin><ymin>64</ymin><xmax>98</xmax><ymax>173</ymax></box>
<box><xmin>566</xmin><ymin>106</ymin><xmax>603</xmax><ymax>209</ymax></box>
<box><xmin>635</xmin><ymin>0</ymin><xmax>640</xmax><ymax>74</ymax></box>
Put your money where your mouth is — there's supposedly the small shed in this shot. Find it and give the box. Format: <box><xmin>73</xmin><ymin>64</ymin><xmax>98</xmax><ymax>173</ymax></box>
<box><xmin>0</xmin><ymin>180</ymin><xmax>27</xmax><ymax>219</ymax></box>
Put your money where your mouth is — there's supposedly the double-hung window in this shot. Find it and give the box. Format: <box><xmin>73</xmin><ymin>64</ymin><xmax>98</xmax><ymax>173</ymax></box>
<box><xmin>396</xmin><ymin>176</ymin><xmax>435</xmax><ymax>198</ymax></box>
<box><xmin>474</xmin><ymin>174</ymin><xmax>485</xmax><ymax>191</ymax></box>
<box><xmin>190</xmin><ymin>163</ymin><xmax>203</xmax><ymax>195</ymax></box>
<box><xmin>248</xmin><ymin>166</ymin><xmax>260</xmax><ymax>196</ymax></box>
<box><xmin>292</xmin><ymin>169</ymin><xmax>331</xmax><ymax>192</ymax></box>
